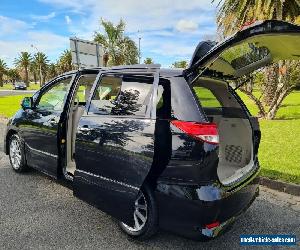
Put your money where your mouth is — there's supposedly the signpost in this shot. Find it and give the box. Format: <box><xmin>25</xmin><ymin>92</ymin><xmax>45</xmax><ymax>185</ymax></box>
<box><xmin>70</xmin><ymin>37</ymin><xmax>104</xmax><ymax>68</ymax></box>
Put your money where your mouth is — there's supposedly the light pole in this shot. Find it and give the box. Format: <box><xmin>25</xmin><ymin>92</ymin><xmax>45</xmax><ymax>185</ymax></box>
<box><xmin>138</xmin><ymin>30</ymin><xmax>141</xmax><ymax>64</ymax></box>
<box><xmin>31</xmin><ymin>44</ymin><xmax>43</xmax><ymax>87</ymax></box>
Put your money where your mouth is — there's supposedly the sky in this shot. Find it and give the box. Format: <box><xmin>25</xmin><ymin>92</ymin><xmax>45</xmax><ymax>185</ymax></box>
<box><xmin>0</xmin><ymin>0</ymin><xmax>218</xmax><ymax>68</ymax></box>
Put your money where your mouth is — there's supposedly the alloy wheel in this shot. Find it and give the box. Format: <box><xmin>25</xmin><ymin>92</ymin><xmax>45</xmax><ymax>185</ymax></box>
<box><xmin>121</xmin><ymin>192</ymin><xmax>148</xmax><ymax>232</ymax></box>
<box><xmin>9</xmin><ymin>137</ymin><xmax>22</xmax><ymax>170</ymax></box>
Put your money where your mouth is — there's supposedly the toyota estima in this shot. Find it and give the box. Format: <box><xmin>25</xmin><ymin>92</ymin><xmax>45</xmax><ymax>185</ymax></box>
<box><xmin>4</xmin><ymin>20</ymin><xmax>300</xmax><ymax>240</ymax></box>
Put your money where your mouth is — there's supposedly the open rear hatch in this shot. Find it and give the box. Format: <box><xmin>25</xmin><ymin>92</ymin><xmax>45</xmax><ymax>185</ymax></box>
<box><xmin>185</xmin><ymin>20</ymin><xmax>300</xmax><ymax>185</ymax></box>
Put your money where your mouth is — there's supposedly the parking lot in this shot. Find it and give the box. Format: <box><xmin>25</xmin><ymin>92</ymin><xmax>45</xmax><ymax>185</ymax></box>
<box><xmin>0</xmin><ymin>123</ymin><xmax>299</xmax><ymax>250</ymax></box>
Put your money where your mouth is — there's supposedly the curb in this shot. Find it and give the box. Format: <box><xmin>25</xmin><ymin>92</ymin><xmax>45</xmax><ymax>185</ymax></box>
<box><xmin>259</xmin><ymin>177</ymin><xmax>300</xmax><ymax>196</ymax></box>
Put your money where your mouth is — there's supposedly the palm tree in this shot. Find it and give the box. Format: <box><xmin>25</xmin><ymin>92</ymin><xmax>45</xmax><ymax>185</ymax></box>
<box><xmin>144</xmin><ymin>58</ymin><xmax>154</xmax><ymax>64</ymax></box>
<box><xmin>14</xmin><ymin>52</ymin><xmax>32</xmax><ymax>87</ymax></box>
<box><xmin>47</xmin><ymin>63</ymin><xmax>58</xmax><ymax>79</ymax></box>
<box><xmin>30</xmin><ymin>61</ymin><xmax>38</xmax><ymax>84</ymax></box>
<box><xmin>6</xmin><ymin>68</ymin><xmax>20</xmax><ymax>83</ymax></box>
<box><xmin>58</xmin><ymin>50</ymin><xmax>72</xmax><ymax>73</ymax></box>
<box><xmin>94</xmin><ymin>19</ymin><xmax>139</xmax><ymax>66</ymax></box>
<box><xmin>213</xmin><ymin>0</ymin><xmax>300</xmax><ymax>36</ymax></box>
<box><xmin>214</xmin><ymin>0</ymin><xmax>300</xmax><ymax>120</ymax></box>
<box><xmin>0</xmin><ymin>59</ymin><xmax>7</xmax><ymax>87</ymax></box>
<box><xmin>33</xmin><ymin>52</ymin><xmax>49</xmax><ymax>86</ymax></box>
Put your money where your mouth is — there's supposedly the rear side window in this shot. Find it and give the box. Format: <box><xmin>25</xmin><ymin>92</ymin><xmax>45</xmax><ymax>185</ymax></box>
<box><xmin>193</xmin><ymin>79</ymin><xmax>240</xmax><ymax>109</ymax></box>
<box><xmin>193</xmin><ymin>87</ymin><xmax>222</xmax><ymax>108</ymax></box>
<box><xmin>192</xmin><ymin>78</ymin><xmax>248</xmax><ymax>119</ymax></box>
<box><xmin>170</xmin><ymin>77</ymin><xmax>206</xmax><ymax>122</ymax></box>
<box><xmin>89</xmin><ymin>74</ymin><xmax>154</xmax><ymax>117</ymax></box>
<box><xmin>156</xmin><ymin>79</ymin><xmax>171</xmax><ymax>119</ymax></box>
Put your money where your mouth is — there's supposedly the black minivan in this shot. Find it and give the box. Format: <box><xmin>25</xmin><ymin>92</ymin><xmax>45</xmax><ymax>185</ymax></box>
<box><xmin>4</xmin><ymin>20</ymin><xmax>300</xmax><ymax>240</ymax></box>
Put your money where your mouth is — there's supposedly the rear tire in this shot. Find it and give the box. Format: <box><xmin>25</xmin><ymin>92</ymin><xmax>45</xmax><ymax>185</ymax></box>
<box><xmin>8</xmin><ymin>134</ymin><xmax>28</xmax><ymax>173</ymax></box>
<box><xmin>118</xmin><ymin>183</ymin><xmax>158</xmax><ymax>240</ymax></box>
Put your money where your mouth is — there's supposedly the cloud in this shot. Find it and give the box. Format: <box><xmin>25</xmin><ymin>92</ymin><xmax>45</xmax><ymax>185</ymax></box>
<box><xmin>0</xmin><ymin>16</ymin><xmax>68</xmax><ymax>67</ymax></box>
<box><xmin>175</xmin><ymin>20</ymin><xmax>198</xmax><ymax>32</ymax></box>
<box><xmin>31</xmin><ymin>12</ymin><xmax>56</xmax><ymax>21</ymax></box>
<box><xmin>65</xmin><ymin>15</ymin><xmax>72</xmax><ymax>24</ymax></box>
<box><xmin>39</xmin><ymin>0</ymin><xmax>217</xmax><ymax>32</ymax></box>
<box><xmin>16</xmin><ymin>0</ymin><xmax>218</xmax><ymax>66</ymax></box>
<box><xmin>0</xmin><ymin>16</ymin><xmax>31</xmax><ymax>35</ymax></box>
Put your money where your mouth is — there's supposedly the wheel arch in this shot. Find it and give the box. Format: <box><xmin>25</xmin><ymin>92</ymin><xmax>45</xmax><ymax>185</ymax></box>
<box><xmin>5</xmin><ymin>129</ymin><xmax>18</xmax><ymax>155</ymax></box>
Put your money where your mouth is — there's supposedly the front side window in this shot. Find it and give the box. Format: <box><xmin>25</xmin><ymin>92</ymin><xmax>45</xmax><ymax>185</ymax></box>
<box><xmin>74</xmin><ymin>74</ymin><xmax>98</xmax><ymax>104</ymax></box>
<box><xmin>37</xmin><ymin>76</ymin><xmax>73</xmax><ymax>112</ymax></box>
<box><xmin>89</xmin><ymin>74</ymin><xmax>154</xmax><ymax>117</ymax></box>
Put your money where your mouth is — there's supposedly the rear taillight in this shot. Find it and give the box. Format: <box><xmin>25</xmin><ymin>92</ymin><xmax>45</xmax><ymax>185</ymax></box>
<box><xmin>205</xmin><ymin>221</ymin><xmax>220</xmax><ymax>229</ymax></box>
<box><xmin>171</xmin><ymin>120</ymin><xmax>219</xmax><ymax>145</ymax></box>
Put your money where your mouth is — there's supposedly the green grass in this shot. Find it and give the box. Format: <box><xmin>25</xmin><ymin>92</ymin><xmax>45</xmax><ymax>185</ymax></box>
<box><xmin>194</xmin><ymin>87</ymin><xmax>300</xmax><ymax>184</ymax></box>
<box><xmin>0</xmin><ymin>95</ymin><xmax>30</xmax><ymax>118</ymax></box>
<box><xmin>193</xmin><ymin>87</ymin><xmax>222</xmax><ymax>107</ymax></box>
<box><xmin>0</xmin><ymin>83</ymin><xmax>41</xmax><ymax>90</ymax></box>
<box><xmin>259</xmin><ymin>119</ymin><xmax>300</xmax><ymax>184</ymax></box>
<box><xmin>238</xmin><ymin>90</ymin><xmax>300</xmax><ymax>184</ymax></box>
<box><xmin>0</xmin><ymin>89</ymin><xmax>299</xmax><ymax>184</ymax></box>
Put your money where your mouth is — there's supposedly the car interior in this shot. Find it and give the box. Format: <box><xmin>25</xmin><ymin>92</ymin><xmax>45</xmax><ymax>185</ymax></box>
<box><xmin>65</xmin><ymin>74</ymin><xmax>98</xmax><ymax>176</ymax></box>
<box><xmin>194</xmin><ymin>77</ymin><xmax>254</xmax><ymax>185</ymax></box>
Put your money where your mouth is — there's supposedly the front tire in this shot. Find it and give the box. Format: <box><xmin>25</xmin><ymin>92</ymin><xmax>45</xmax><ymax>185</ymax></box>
<box><xmin>118</xmin><ymin>184</ymin><xmax>158</xmax><ymax>240</ymax></box>
<box><xmin>9</xmin><ymin>134</ymin><xmax>28</xmax><ymax>172</ymax></box>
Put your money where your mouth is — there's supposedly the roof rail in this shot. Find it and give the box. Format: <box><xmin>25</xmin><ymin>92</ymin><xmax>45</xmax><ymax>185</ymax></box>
<box><xmin>110</xmin><ymin>64</ymin><xmax>161</xmax><ymax>71</ymax></box>
<box><xmin>73</xmin><ymin>64</ymin><xmax>162</xmax><ymax>74</ymax></box>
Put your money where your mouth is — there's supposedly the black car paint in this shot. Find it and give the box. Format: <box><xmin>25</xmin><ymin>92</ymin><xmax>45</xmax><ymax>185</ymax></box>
<box><xmin>4</xmin><ymin>67</ymin><xmax>260</xmax><ymax>240</ymax></box>
<box><xmin>10</xmin><ymin>20</ymin><xmax>300</xmax><ymax>240</ymax></box>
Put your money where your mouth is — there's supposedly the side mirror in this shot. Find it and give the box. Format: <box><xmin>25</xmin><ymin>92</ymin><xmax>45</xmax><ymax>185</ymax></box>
<box><xmin>21</xmin><ymin>97</ymin><xmax>33</xmax><ymax>110</ymax></box>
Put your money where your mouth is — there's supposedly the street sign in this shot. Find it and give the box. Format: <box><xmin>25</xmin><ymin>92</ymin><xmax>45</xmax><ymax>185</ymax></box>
<box><xmin>70</xmin><ymin>37</ymin><xmax>104</xmax><ymax>68</ymax></box>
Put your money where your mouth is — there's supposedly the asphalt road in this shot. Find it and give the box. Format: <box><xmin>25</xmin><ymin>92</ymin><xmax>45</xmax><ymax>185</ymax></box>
<box><xmin>0</xmin><ymin>90</ymin><xmax>36</xmax><ymax>97</ymax></box>
<box><xmin>0</xmin><ymin>123</ymin><xmax>299</xmax><ymax>250</ymax></box>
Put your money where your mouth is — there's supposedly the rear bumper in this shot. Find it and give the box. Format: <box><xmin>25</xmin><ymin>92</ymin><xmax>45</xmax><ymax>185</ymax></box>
<box><xmin>155</xmin><ymin>173</ymin><xmax>259</xmax><ymax>240</ymax></box>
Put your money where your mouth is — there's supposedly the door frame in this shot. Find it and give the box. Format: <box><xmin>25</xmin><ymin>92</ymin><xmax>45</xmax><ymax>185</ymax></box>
<box><xmin>59</xmin><ymin>69</ymin><xmax>101</xmax><ymax>178</ymax></box>
<box><xmin>72</xmin><ymin>68</ymin><xmax>160</xmax><ymax>225</ymax></box>
<box><xmin>26</xmin><ymin>72</ymin><xmax>77</xmax><ymax>178</ymax></box>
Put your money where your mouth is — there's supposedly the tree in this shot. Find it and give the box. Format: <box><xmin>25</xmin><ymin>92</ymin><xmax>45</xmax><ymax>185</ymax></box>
<box><xmin>172</xmin><ymin>60</ymin><xmax>188</xmax><ymax>69</ymax></box>
<box><xmin>214</xmin><ymin>0</ymin><xmax>300</xmax><ymax>119</ymax></box>
<box><xmin>30</xmin><ymin>61</ymin><xmax>38</xmax><ymax>84</ymax></box>
<box><xmin>33</xmin><ymin>52</ymin><xmax>49</xmax><ymax>86</ymax></box>
<box><xmin>213</xmin><ymin>0</ymin><xmax>300</xmax><ymax>36</ymax></box>
<box><xmin>144</xmin><ymin>58</ymin><xmax>154</xmax><ymax>64</ymax></box>
<box><xmin>239</xmin><ymin>61</ymin><xmax>300</xmax><ymax>119</ymax></box>
<box><xmin>14</xmin><ymin>52</ymin><xmax>31</xmax><ymax>87</ymax></box>
<box><xmin>58</xmin><ymin>50</ymin><xmax>72</xmax><ymax>73</ymax></box>
<box><xmin>94</xmin><ymin>19</ymin><xmax>139</xmax><ymax>66</ymax></box>
<box><xmin>0</xmin><ymin>59</ymin><xmax>7</xmax><ymax>87</ymax></box>
<box><xmin>6</xmin><ymin>68</ymin><xmax>20</xmax><ymax>83</ymax></box>
<box><xmin>47</xmin><ymin>63</ymin><xmax>58</xmax><ymax>79</ymax></box>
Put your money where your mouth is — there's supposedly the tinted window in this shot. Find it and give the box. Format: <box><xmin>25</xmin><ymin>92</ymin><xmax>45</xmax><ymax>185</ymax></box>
<box><xmin>37</xmin><ymin>76</ymin><xmax>73</xmax><ymax>112</ymax></box>
<box><xmin>193</xmin><ymin>87</ymin><xmax>222</xmax><ymax>108</ymax></box>
<box><xmin>89</xmin><ymin>74</ymin><xmax>154</xmax><ymax>116</ymax></box>
<box><xmin>221</xmin><ymin>43</ymin><xmax>269</xmax><ymax>70</ymax></box>
<box><xmin>170</xmin><ymin>77</ymin><xmax>206</xmax><ymax>122</ymax></box>
<box><xmin>75</xmin><ymin>74</ymin><xmax>97</xmax><ymax>103</ymax></box>
<box><xmin>156</xmin><ymin>79</ymin><xmax>171</xmax><ymax>119</ymax></box>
